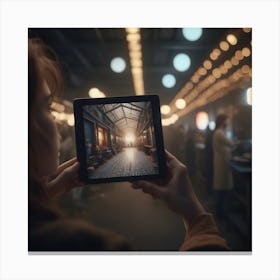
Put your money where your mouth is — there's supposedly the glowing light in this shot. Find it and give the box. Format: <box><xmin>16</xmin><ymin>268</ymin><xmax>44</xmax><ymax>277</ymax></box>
<box><xmin>247</xmin><ymin>87</ymin><xmax>252</xmax><ymax>105</ymax></box>
<box><xmin>203</xmin><ymin>60</ymin><xmax>212</xmax><ymax>70</ymax></box>
<box><xmin>198</xmin><ymin>67</ymin><xmax>207</xmax><ymax>76</ymax></box>
<box><xmin>219</xmin><ymin>65</ymin><xmax>227</xmax><ymax>74</ymax></box>
<box><xmin>231</xmin><ymin>57</ymin><xmax>239</xmax><ymax>66</ymax></box>
<box><xmin>89</xmin><ymin>88</ymin><xmax>106</xmax><ymax>98</ymax></box>
<box><xmin>162</xmin><ymin>74</ymin><xmax>176</xmax><ymax>88</ymax></box>
<box><xmin>212</xmin><ymin>68</ymin><xmax>221</xmax><ymax>79</ymax></box>
<box><xmin>226</xmin><ymin>34</ymin><xmax>238</xmax><ymax>45</ymax></box>
<box><xmin>67</xmin><ymin>114</ymin><xmax>75</xmax><ymax>126</ymax></box>
<box><xmin>243</xmin><ymin>28</ymin><xmax>251</xmax><ymax>33</ymax></box>
<box><xmin>242</xmin><ymin>47</ymin><xmax>251</xmax><ymax>57</ymax></box>
<box><xmin>220</xmin><ymin>41</ymin><xmax>230</xmax><ymax>51</ymax></box>
<box><xmin>173</xmin><ymin>53</ymin><xmax>191</xmax><ymax>72</ymax></box>
<box><xmin>110</xmin><ymin>57</ymin><xmax>126</xmax><ymax>73</ymax></box>
<box><xmin>182</xmin><ymin>28</ymin><xmax>203</xmax><ymax>41</ymax></box>
<box><xmin>125</xmin><ymin>133</ymin><xmax>135</xmax><ymax>144</ymax></box>
<box><xmin>196</xmin><ymin>112</ymin><xmax>209</xmax><ymax>130</ymax></box>
<box><xmin>210</xmin><ymin>49</ymin><xmax>221</xmax><ymax>61</ymax></box>
<box><xmin>213</xmin><ymin>49</ymin><xmax>221</xmax><ymax>56</ymax></box>
<box><xmin>175</xmin><ymin>98</ymin><xmax>186</xmax><ymax>109</ymax></box>
<box><xmin>208</xmin><ymin>75</ymin><xmax>216</xmax><ymax>83</ymax></box>
<box><xmin>241</xmin><ymin>65</ymin><xmax>250</xmax><ymax>74</ymax></box>
<box><xmin>161</xmin><ymin>114</ymin><xmax>179</xmax><ymax>126</ymax></box>
<box><xmin>224</xmin><ymin>60</ymin><xmax>232</xmax><ymax>69</ymax></box>
<box><xmin>126</xmin><ymin>33</ymin><xmax>141</xmax><ymax>42</ymax></box>
<box><xmin>235</xmin><ymin>50</ymin><xmax>244</xmax><ymax>60</ymax></box>
<box><xmin>126</xmin><ymin>28</ymin><xmax>139</xmax><ymax>34</ymax></box>
<box><xmin>51</xmin><ymin>102</ymin><xmax>65</xmax><ymax>113</ymax></box>
<box><xmin>161</xmin><ymin>105</ymin><xmax>171</xmax><ymax>115</ymax></box>
<box><xmin>191</xmin><ymin>75</ymin><xmax>199</xmax><ymax>83</ymax></box>
<box><xmin>209</xmin><ymin>121</ymin><xmax>216</xmax><ymax>130</ymax></box>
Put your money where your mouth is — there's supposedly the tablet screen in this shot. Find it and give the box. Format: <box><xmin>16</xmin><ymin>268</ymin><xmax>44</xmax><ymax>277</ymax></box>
<box><xmin>74</xmin><ymin>95</ymin><xmax>166</xmax><ymax>183</ymax></box>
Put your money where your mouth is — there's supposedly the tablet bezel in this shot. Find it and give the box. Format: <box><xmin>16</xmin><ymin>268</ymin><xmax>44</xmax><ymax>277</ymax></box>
<box><xmin>73</xmin><ymin>95</ymin><xmax>166</xmax><ymax>184</ymax></box>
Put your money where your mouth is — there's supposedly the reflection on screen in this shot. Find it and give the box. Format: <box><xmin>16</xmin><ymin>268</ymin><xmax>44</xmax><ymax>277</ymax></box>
<box><xmin>82</xmin><ymin>101</ymin><xmax>159</xmax><ymax>179</ymax></box>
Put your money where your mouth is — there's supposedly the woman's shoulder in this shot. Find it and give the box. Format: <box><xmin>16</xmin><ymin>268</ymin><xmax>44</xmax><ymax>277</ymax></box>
<box><xmin>213</xmin><ymin>129</ymin><xmax>224</xmax><ymax>138</ymax></box>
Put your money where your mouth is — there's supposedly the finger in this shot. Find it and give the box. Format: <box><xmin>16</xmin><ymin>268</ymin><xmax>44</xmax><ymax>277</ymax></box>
<box><xmin>164</xmin><ymin>150</ymin><xmax>182</xmax><ymax>169</ymax></box>
<box><xmin>135</xmin><ymin>181</ymin><xmax>166</xmax><ymax>199</ymax></box>
<box><xmin>57</xmin><ymin>157</ymin><xmax>77</xmax><ymax>173</ymax></box>
<box><xmin>63</xmin><ymin>161</ymin><xmax>80</xmax><ymax>175</ymax></box>
<box><xmin>131</xmin><ymin>180</ymin><xmax>148</xmax><ymax>189</ymax></box>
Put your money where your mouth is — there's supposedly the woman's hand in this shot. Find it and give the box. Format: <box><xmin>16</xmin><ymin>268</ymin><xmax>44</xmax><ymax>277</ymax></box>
<box><xmin>131</xmin><ymin>150</ymin><xmax>206</xmax><ymax>226</ymax></box>
<box><xmin>45</xmin><ymin>158</ymin><xmax>84</xmax><ymax>198</ymax></box>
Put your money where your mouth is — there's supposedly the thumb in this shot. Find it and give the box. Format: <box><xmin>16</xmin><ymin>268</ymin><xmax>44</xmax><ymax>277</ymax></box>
<box><xmin>62</xmin><ymin>162</ymin><xmax>80</xmax><ymax>177</ymax></box>
<box><xmin>136</xmin><ymin>181</ymin><xmax>166</xmax><ymax>200</ymax></box>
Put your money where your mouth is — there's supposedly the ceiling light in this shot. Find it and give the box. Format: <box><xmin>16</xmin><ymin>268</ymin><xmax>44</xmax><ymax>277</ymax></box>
<box><xmin>182</xmin><ymin>28</ymin><xmax>203</xmax><ymax>41</ymax></box>
<box><xmin>175</xmin><ymin>98</ymin><xmax>186</xmax><ymax>109</ymax></box>
<box><xmin>196</xmin><ymin>111</ymin><xmax>209</xmax><ymax>130</ymax></box>
<box><xmin>129</xmin><ymin>51</ymin><xmax>142</xmax><ymax>59</ymax></box>
<box><xmin>185</xmin><ymin>82</ymin><xmax>193</xmax><ymax>90</ymax></box>
<box><xmin>203</xmin><ymin>60</ymin><xmax>212</xmax><ymax>70</ymax></box>
<box><xmin>220</xmin><ymin>41</ymin><xmax>230</xmax><ymax>51</ymax></box>
<box><xmin>241</xmin><ymin>65</ymin><xmax>250</xmax><ymax>74</ymax></box>
<box><xmin>162</xmin><ymin>74</ymin><xmax>176</xmax><ymax>88</ymax></box>
<box><xmin>235</xmin><ymin>50</ymin><xmax>244</xmax><ymax>60</ymax></box>
<box><xmin>208</xmin><ymin>121</ymin><xmax>216</xmax><ymax>130</ymax></box>
<box><xmin>125</xmin><ymin>28</ymin><xmax>139</xmax><ymax>34</ymax></box>
<box><xmin>231</xmin><ymin>57</ymin><xmax>239</xmax><ymax>66</ymax></box>
<box><xmin>126</xmin><ymin>33</ymin><xmax>141</xmax><ymax>42</ymax></box>
<box><xmin>208</xmin><ymin>75</ymin><xmax>216</xmax><ymax>83</ymax></box>
<box><xmin>219</xmin><ymin>65</ymin><xmax>227</xmax><ymax>74</ymax></box>
<box><xmin>198</xmin><ymin>67</ymin><xmax>207</xmax><ymax>76</ymax></box>
<box><xmin>243</xmin><ymin>28</ymin><xmax>251</xmax><ymax>33</ymax></box>
<box><xmin>213</xmin><ymin>49</ymin><xmax>221</xmax><ymax>56</ymax></box>
<box><xmin>89</xmin><ymin>88</ymin><xmax>106</xmax><ymax>98</ymax></box>
<box><xmin>161</xmin><ymin>105</ymin><xmax>171</xmax><ymax>115</ymax></box>
<box><xmin>131</xmin><ymin>59</ymin><xmax>142</xmax><ymax>67</ymax></box>
<box><xmin>171</xmin><ymin>114</ymin><xmax>179</xmax><ymax>124</ymax></box>
<box><xmin>226</xmin><ymin>34</ymin><xmax>238</xmax><ymax>45</ymax></box>
<box><xmin>242</xmin><ymin>47</ymin><xmax>251</xmax><ymax>57</ymax></box>
<box><xmin>246</xmin><ymin>87</ymin><xmax>252</xmax><ymax>105</ymax></box>
<box><xmin>212</xmin><ymin>68</ymin><xmax>221</xmax><ymax>79</ymax></box>
<box><xmin>191</xmin><ymin>75</ymin><xmax>199</xmax><ymax>83</ymax></box>
<box><xmin>110</xmin><ymin>57</ymin><xmax>126</xmax><ymax>73</ymax></box>
<box><xmin>173</xmin><ymin>53</ymin><xmax>191</xmax><ymax>72</ymax></box>
<box><xmin>224</xmin><ymin>60</ymin><xmax>232</xmax><ymax>69</ymax></box>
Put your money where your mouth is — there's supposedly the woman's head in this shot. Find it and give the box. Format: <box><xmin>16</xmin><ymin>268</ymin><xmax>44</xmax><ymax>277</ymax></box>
<box><xmin>28</xmin><ymin>38</ymin><xmax>63</xmax><ymax>181</ymax></box>
<box><xmin>215</xmin><ymin>113</ymin><xmax>229</xmax><ymax>130</ymax></box>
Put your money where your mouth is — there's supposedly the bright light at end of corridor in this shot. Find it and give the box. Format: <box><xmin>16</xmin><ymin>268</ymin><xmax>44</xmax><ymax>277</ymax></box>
<box><xmin>125</xmin><ymin>134</ymin><xmax>135</xmax><ymax>144</ymax></box>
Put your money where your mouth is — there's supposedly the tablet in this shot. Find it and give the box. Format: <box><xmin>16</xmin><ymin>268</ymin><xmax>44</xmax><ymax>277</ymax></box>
<box><xmin>73</xmin><ymin>95</ymin><xmax>166</xmax><ymax>184</ymax></box>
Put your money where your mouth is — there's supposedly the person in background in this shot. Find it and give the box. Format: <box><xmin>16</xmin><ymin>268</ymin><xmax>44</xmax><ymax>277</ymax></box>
<box><xmin>204</xmin><ymin>125</ymin><xmax>214</xmax><ymax>193</ymax></box>
<box><xmin>184</xmin><ymin>127</ymin><xmax>196</xmax><ymax>183</ymax></box>
<box><xmin>212</xmin><ymin>114</ymin><xmax>234</xmax><ymax>218</ymax></box>
<box><xmin>28</xmin><ymin>37</ymin><xmax>229</xmax><ymax>251</ymax></box>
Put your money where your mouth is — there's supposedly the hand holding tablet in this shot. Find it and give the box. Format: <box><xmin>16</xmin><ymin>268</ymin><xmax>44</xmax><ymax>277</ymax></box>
<box><xmin>73</xmin><ymin>95</ymin><xmax>166</xmax><ymax>184</ymax></box>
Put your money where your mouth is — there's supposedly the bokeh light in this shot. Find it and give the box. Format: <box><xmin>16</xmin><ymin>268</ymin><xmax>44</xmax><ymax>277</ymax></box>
<box><xmin>182</xmin><ymin>28</ymin><xmax>203</xmax><ymax>41</ymax></box>
<box><xmin>173</xmin><ymin>53</ymin><xmax>191</xmax><ymax>72</ymax></box>
<box><xmin>110</xmin><ymin>57</ymin><xmax>126</xmax><ymax>73</ymax></box>
<box><xmin>162</xmin><ymin>74</ymin><xmax>176</xmax><ymax>88</ymax></box>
